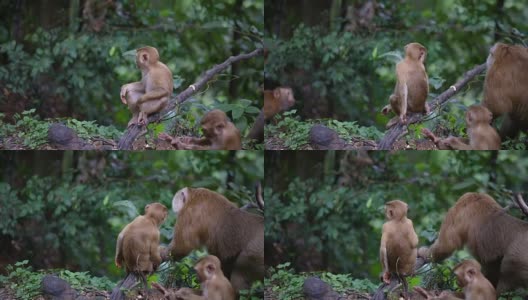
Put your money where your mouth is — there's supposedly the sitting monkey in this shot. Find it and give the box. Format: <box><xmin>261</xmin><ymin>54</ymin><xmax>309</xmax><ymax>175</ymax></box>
<box><xmin>159</xmin><ymin>109</ymin><xmax>241</xmax><ymax>150</ymax></box>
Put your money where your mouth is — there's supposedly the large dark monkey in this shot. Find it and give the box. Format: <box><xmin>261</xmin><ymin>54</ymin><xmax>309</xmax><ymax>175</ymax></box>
<box><xmin>166</xmin><ymin>187</ymin><xmax>264</xmax><ymax>293</ymax></box>
<box><xmin>483</xmin><ymin>42</ymin><xmax>528</xmax><ymax>139</ymax></box>
<box><xmin>418</xmin><ymin>192</ymin><xmax>528</xmax><ymax>293</ymax></box>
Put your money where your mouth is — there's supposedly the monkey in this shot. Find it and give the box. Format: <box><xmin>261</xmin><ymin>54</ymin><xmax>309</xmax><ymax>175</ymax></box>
<box><xmin>158</xmin><ymin>109</ymin><xmax>241</xmax><ymax>150</ymax></box>
<box><xmin>415</xmin><ymin>260</ymin><xmax>496</xmax><ymax>300</ymax></box>
<box><xmin>247</xmin><ymin>87</ymin><xmax>296</xmax><ymax>142</ymax></box>
<box><xmin>453</xmin><ymin>259</ymin><xmax>496</xmax><ymax>300</ymax></box>
<box><xmin>379</xmin><ymin>200</ymin><xmax>418</xmax><ymax>298</ymax></box>
<box><xmin>418</xmin><ymin>192</ymin><xmax>528</xmax><ymax>294</ymax></box>
<box><xmin>114</xmin><ymin>202</ymin><xmax>168</xmax><ymax>274</ymax></box>
<box><xmin>120</xmin><ymin>46</ymin><xmax>173</xmax><ymax>127</ymax></box>
<box><xmin>179</xmin><ymin>255</ymin><xmax>236</xmax><ymax>300</ymax></box>
<box><xmin>421</xmin><ymin>105</ymin><xmax>501</xmax><ymax>150</ymax></box>
<box><xmin>381</xmin><ymin>43</ymin><xmax>429</xmax><ymax>128</ymax></box>
<box><xmin>263</xmin><ymin>87</ymin><xmax>296</xmax><ymax>120</ymax></box>
<box><xmin>166</xmin><ymin>187</ymin><xmax>264</xmax><ymax>293</ymax></box>
<box><xmin>483</xmin><ymin>42</ymin><xmax>528</xmax><ymax>139</ymax></box>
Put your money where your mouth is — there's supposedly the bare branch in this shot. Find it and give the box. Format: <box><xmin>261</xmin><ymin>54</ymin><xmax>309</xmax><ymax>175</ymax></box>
<box><xmin>255</xmin><ymin>182</ymin><xmax>264</xmax><ymax>210</ymax></box>
<box><xmin>514</xmin><ymin>193</ymin><xmax>528</xmax><ymax>217</ymax></box>
<box><xmin>117</xmin><ymin>48</ymin><xmax>264</xmax><ymax>150</ymax></box>
<box><xmin>377</xmin><ymin>63</ymin><xmax>487</xmax><ymax>150</ymax></box>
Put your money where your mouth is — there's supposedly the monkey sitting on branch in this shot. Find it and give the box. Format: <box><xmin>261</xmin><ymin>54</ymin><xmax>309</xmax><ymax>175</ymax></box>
<box><xmin>120</xmin><ymin>46</ymin><xmax>173</xmax><ymax>127</ymax></box>
<box><xmin>110</xmin><ymin>202</ymin><xmax>168</xmax><ymax>300</ymax></box>
<box><xmin>158</xmin><ymin>109</ymin><xmax>242</xmax><ymax>150</ymax></box>
<box><xmin>381</xmin><ymin>42</ymin><xmax>430</xmax><ymax>128</ymax></box>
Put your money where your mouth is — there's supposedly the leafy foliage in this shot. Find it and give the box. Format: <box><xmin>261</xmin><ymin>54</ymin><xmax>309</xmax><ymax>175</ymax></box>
<box><xmin>267</xmin><ymin>263</ymin><xmax>376</xmax><ymax>300</ymax></box>
<box><xmin>0</xmin><ymin>261</ymin><xmax>113</xmax><ymax>300</ymax></box>
<box><xmin>265</xmin><ymin>151</ymin><xmax>528</xmax><ymax>285</ymax></box>
<box><xmin>265</xmin><ymin>110</ymin><xmax>383</xmax><ymax>149</ymax></box>
<box><xmin>0</xmin><ymin>0</ymin><xmax>263</xmax><ymax>144</ymax></box>
<box><xmin>0</xmin><ymin>151</ymin><xmax>263</xmax><ymax>282</ymax></box>
<box><xmin>264</xmin><ymin>0</ymin><xmax>528</xmax><ymax>148</ymax></box>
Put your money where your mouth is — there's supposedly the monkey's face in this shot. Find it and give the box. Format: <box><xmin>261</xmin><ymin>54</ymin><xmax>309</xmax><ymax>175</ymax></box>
<box><xmin>202</xmin><ymin>121</ymin><xmax>225</xmax><ymax>140</ymax></box>
<box><xmin>405</xmin><ymin>43</ymin><xmax>426</xmax><ymax>62</ymax></box>
<box><xmin>172</xmin><ymin>188</ymin><xmax>189</xmax><ymax>215</ymax></box>
<box><xmin>281</xmin><ymin>89</ymin><xmax>296</xmax><ymax>110</ymax></box>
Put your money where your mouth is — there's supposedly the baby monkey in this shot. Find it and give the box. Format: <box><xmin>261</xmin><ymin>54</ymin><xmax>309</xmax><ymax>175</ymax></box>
<box><xmin>159</xmin><ymin>109</ymin><xmax>241</xmax><ymax>150</ymax></box>
<box><xmin>114</xmin><ymin>202</ymin><xmax>168</xmax><ymax>274</ymax></box>
<box><xmin>382</xmin><ymin>42</ymin><xmax>429</xmax><ymax>128</ymax></box>
<box><xmin>379</xmin><ymin>200</ymin><xmax>418</xmax><ymax>298</ymax></box>
<box><xmin>120</xmin><ymin>46</ymin><xmax>173</xmax><ymax>127</ymax></box>
<box><xmin>414</xmin><ymin>259</ymin><xmax>496</xmax><ymax>300</ymax></box>
<box><xmin>422</xmin><ymin>105</ymin><xmax>501</xmax><ymax>150</ymax></box>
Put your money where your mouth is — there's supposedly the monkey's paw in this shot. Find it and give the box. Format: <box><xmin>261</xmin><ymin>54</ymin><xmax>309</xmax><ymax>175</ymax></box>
<box><xmin>381</xmin><ymin>105</ymin><xmax>392</xmax><ymax>115</ymax></box>
<box><xmin>382</xmin><ymin>271</ymin><xmax>391</xmax><ymax>284</ymax></box>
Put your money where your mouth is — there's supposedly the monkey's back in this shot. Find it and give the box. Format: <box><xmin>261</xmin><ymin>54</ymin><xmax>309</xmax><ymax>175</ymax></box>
<box><xmin>121</xmin><ymin>216</ymin><xmax>158</xmax><ymax>273</ymax></box>
<box><xmin>401</xmin><ymin>61</ymin><xmax>429</xmax><ymax>112</ymax></box>
<box><xmin>483</xmin><ymin>44</ymin><xmax>528</xmax><ymax>118</ymax></box>
<box><xmin>384</xmin><ymin>220</ymin><xmax>418</xmax><ymax>275</ymax></box>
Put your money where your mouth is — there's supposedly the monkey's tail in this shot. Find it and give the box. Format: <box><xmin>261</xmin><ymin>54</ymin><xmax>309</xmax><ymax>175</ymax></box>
<box><xmin>109</xmin><ymin>272</ymin><xmax>146</xmax><ymax>300</ymax></box>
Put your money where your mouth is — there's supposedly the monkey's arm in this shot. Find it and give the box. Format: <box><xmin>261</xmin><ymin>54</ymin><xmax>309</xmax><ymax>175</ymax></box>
<box><xmin>138</xmin><ymin>87</ymin><xmax>170</xmax><ymax>104</ymax></box>
<box><xmin>380</xmin><ymin>233</ymin><xmax>390</xmax><ymax>283</ymax></box>
<box><xmin>150</xmin><ymin>234</ymin><xmax>162</xmax><ymax>270</ymax></box>
<box><xmin>175</xmin><ymin>138</ymin><xmax>212</xmax><ymax>150</ymax></box>
<box><xmin>441</xmin><ymin>136</ymin><xmax>473</xmax><ymax>150</ymax></box>
<box><xmin>121</xmin><ymin>82</ymin><xmax>144</xmax><ymax>104</ymax></box>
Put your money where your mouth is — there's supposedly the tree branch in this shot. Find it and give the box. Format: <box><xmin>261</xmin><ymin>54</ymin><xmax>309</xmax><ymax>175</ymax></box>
<box><xmin>514</xmin><ymin>193</ymin><xmax>528</xmax><ymax>217</ymax></box>
<box><xmin>117</xmin><ymin>48</ymin><xmax>264</xmax><ymax>150</ymax></box>
<box><xmin>377</xmin><ymin>63</ymin><xmax>487</xmax><ymax>150</ymax></box>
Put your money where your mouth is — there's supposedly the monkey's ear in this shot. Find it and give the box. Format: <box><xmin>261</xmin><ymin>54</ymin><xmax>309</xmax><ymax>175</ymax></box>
<box><xmin>388</xmin><ymin>208</ymin><xmax>394</xmax><ymax>218</ymax></box>
<box><xmin>206</xmin><ymin>263</ymin><xmax>216</xmax><ymax>275</ymax></box>
<box><xmin>145</xmin><ymin>204</ymin><xmax>150</xmax><ymax>212</ymax></box>
<box><xmin>141</xmin><ymin>53</ymin><xmax>149</xmax><ymax>63</ymax></box>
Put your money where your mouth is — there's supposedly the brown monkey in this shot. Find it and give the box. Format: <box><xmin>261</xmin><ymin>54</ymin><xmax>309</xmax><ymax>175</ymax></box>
<box><xmin>167</xmin><ymin>187</ymin><xmax>264</xmax><ymax>292</ymax></box>
<box><xmin>189</xmin><ymin>255</ymin><xmax>236</xmax><ymax>300</ymax></box>
<box><xmin>422</xmin><ymin>105</ymin><xmax>501</xmax><ymax>150</ymax></box>
<box><xmin>159</xmin><ymin>110</ymin><xmax>241</xmax><ymax>150</ymax></box>
<box><xmin>379</xmin><ymin>200</ymin><xmax>418</xmax><ymax>295</ymax></box>
<box><xmin>263</xmin><ymin>87</ymin><xmax>296</xmax><ymax>120</ymax></box>
<box><xmin>483</xmin><ymin>43</ymin><xmax>528</xmax><ymax>139</ymax></box>
<box><xmin>120</xmin><ymin>46</ymin><xmax>173</xmax><ymax>127</ymax></box>
<box><xmin>415</xmin><ymin>260</ymin><xmax>496</xmax><ymax>300</ymax></box>
<box><xmin>114</xmin><ymin>202</ymin><xmax>168</xmax><ymax>273</ymax></box>
<box><xmin>247</xmin><ymin>87</ymin><xmax>295</xmax><ymax>142</ymax></box>
<box><xmin>418</xmin><ymin>193</ymin><xmax>528</xmax><ymax>293</ymax></box>
<box><xmin>453</xmin><ymin>259</ymin><xmax>496</xmax><ymax>300</ymax></box>
<box><xmin>382</xmin><ymin>43</ymin><xmax>429</xmax><ymax>128</ymax></box>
